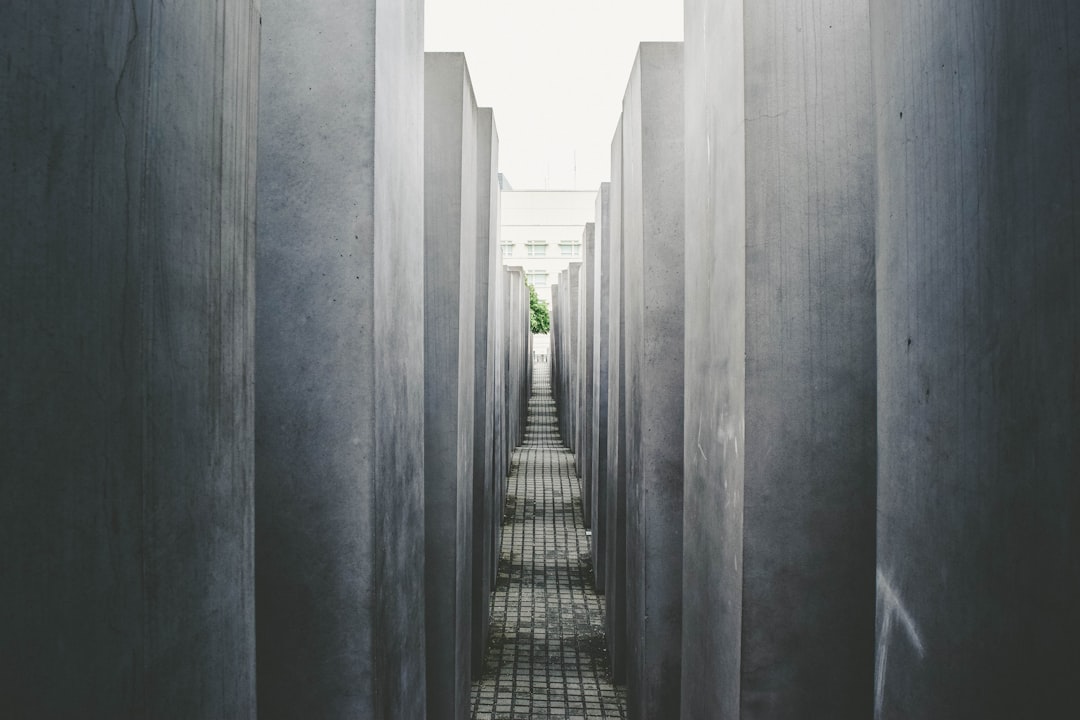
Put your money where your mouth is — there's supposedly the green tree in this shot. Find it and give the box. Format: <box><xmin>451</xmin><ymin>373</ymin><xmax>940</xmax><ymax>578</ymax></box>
<box><xmin>529</xmin><ymin>282</ymin><xmax>550</xmax><ymax>334</ymax></box>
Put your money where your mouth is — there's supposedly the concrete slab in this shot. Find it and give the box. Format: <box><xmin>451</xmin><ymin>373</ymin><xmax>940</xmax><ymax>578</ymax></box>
<box><xmin>506</xmin><ymin>267</ymin><xmax>530</xmax><ymax>451</ymax></box>
<box><xmin>505</xmin><ymin>269</ymin><xmax>517</xmax><ymax>476</ymax></box>
<box><xmin>551</xmin><ymin>282</ymin><xmax>561</xmax><ymax>426</ymax></box>
<box><xmin>682</xmin><ymin>2</ymin><xmax>877</xmax><ymax>717</ymax></box>
<box><xmin>564</xmin><ymin>267</ymin><xmax>573</xmax><ymax>452</ymax></box>
<box><xmin>471</xmin><ymin>107</ymin><xmax>500</xmax><ymax>675</ymax></box>
<box><xmin>591</xmin><ymin>185</ymin><xmax>612</xmax><ymax>593</ymax></box>
<box><xmin>490</xmin><ymin>265</ymin><xmax>507</xmax><ymax>587</ymax></box>
<box><xmin>579</xmin><ymin>224</ymin><xmax>596</xmax><ymax>531</ymax></box>
<box><xmin>605</xmin><ymin>116</ymin><xmax>629</xmax><ymax>683</ymax></box>
<box><xmin>619</xmin><ymin>43</ymin><xmax>685</xmax><ymax>720</ymax></box>
<box><xmin>554</xmin><ymin>272</ymin><xmax>568</xmax><ymax>443</ymax></box>
<box><xmin>1</xmin><ymin>3</ymin><xmax>260</xmax><ymax>716</ymax></box>
<box><xmin>567</xmin><ymin>263</ymin><xmax>582</xmax><ymax>462</ymax></box>
<box><xmin>871</xmin><ymin>2</ymin><xmax>1080</xmax><ymax>716</ymax></box>
<box><xmin>255</xmin><ymin>2</ymin><xmax>426</xmax><ymax>718</ymax></box>
<box><xmin>424</xmin><ymin>51</ymin><xmax>480</xmax><ymax>720</ymax></box>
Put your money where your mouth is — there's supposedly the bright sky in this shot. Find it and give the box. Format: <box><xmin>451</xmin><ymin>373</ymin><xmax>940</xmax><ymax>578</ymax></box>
<box><xmin>425</xmin><ymin>0</ymin><xmax>683</xmax><ymax>191</ymax></box>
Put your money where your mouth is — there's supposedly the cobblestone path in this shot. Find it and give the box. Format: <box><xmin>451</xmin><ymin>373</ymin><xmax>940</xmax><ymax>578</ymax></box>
<box><xmin>471</xmin><ymin>364</ymin><xmax>626</xmax><ymax>719</ymax></box>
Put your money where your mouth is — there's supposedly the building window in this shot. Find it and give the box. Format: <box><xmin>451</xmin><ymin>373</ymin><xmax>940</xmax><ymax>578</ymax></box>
<box><xmin>526</xmin><ymin>242</ymin><xmax>547</xmax><ymax>257</ymax></box>
<box><xmin>559</xmin><ymin>243</ymin><xmax>581</xmax><ymax>257</ymax></box>
<box><xmin>527</xmin><ymin>272</ymin><xmax>549</xmax><ymax>287</ymax></box>
<box><xmin>501</xmin><ymin>243</ymin><xmax>514</xmax><ymax>256</ymax></box>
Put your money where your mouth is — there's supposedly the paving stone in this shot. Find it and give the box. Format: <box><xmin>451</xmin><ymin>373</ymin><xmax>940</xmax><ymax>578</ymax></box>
<box><xmin>471</xmin><ymin>364</ymin><xmax>626</xmax><ymax>719</ymax></box>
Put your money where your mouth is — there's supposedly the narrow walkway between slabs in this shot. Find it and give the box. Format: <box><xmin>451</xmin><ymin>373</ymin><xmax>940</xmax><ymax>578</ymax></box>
<box><xmin>471</xmin><ymin>363</ymin><xmax>626</xmax><ymax>719</ymax></box>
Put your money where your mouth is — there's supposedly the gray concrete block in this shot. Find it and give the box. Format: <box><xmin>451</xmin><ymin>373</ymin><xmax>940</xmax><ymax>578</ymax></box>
<box><xmin>553</xmin><ymin>273</ymin><xmax>566</xmax><ymax>441</ymax></box>
<box><xmin>490</xmin><ymin>265</ymin><xmax>507</xmax><ymax>587</ymax></box>
<box><xmin>579</xmin><ymin>224</ymin><xmax>596</xmax><ymax>531</ymax></box>
<box><xmin>562</xmin><ymin>267</ymin><xmax>573</xmax><ymax>450</ymax></box>
<box><xmin>592</xmin><ymin>184</ymin><xmax>612</xmax><ymax>592</ymax></box>
<box><xmin>255</xmin><ymin>2</ymin><xmax>426</xmax><ymax>718</ymax></box>
<box><xmin>521</xmin><ymin>271</ymin><xmax>532</xmax><ymax>437</ymax></box>
<box><xmin>552</xmin><ymin>287</ymin><xmax>561</xmax><ymax>379</ymax></box>
<box><xmin>619</xmin><ymin>43</ymin><xmax>685</xmax><ymax>720</ymax></box>
<box><xmin>567</xmin><ymin>263</ymin><xmax>582</xmax><ymax>459</ymax></box>
<box><xmin>552</xmin><ymin>282</ymin><xmax>562</xmax><ymax>427</ymax></box>
<box><xmin>425</xmin><ymin>51</ymin><xmax>480</xmax><ymax>720</ymax></box>
<box><xmin>0</xmin><ymin>3</ymin><xmax>260</xmax><ymax>716</ymax></box>
<box><xmin>471</xmin><ymin>107</ymin><xmax>500</xmax><ymax>675</ymax></box>
<box><xmin>506</xmin><ymin>267</ymin><xmax>529</xmax><ymax>452</ymax></box>
<box><xmin>503</xmin><ymin>269</ymin><xmax>516</xmax><ymax>477</ymax></box>
<box><xmin>605</xmin><ymin>116</ymin><xmax>629</xmax><ymax>683</ymax></box>
<box><xmin>518</xmin><ymin>271</ymin><xmax>531</xmax><ymax>443</ymax></box>
<box><xmin>681</xmin><ymin>2</ymin><xmax>877</xmax><ymax>717</ymax></box>
<box><xmin>871</xmin><ymin>2</ymin><xmax>1080</xmax><ymax>717</ymax></box>
<box><xmin>507</xmin><ymin>268</ymin><xmax>520</xmax><ymax>456</ymax></box>
<box><xmin>552</xmin><ymin>276</ymin><xmax>560</xmax><ymax>429</ymax></box>
<box><xmin>680</xmin><ymin>6</ymin><xmax>744</xmax><ymax>713</ymax></box>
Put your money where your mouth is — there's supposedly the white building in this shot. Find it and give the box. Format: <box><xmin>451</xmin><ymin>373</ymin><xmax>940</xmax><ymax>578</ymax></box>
<box><xmin>499</xmin><ymin>186</ymin><xmax>596</xmax><ymax>305</ymax></box>
<box><xmin>499</xmin><ymin>184</ymin><xmax>596</xmax><ymax>359</ymax></box>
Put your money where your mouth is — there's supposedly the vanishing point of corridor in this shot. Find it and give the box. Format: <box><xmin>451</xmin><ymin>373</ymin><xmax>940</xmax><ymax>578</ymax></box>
<box><xmin>471</xmin><ymin>363</ymin><xmax>626</xmax><ymax>719</ymax></box>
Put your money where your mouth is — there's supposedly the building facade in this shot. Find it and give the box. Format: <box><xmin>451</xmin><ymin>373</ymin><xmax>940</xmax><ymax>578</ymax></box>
<box><xmin>499</xmin><ymin>188</ymin><xmax>597</xmax><ymax>310</ymax></box>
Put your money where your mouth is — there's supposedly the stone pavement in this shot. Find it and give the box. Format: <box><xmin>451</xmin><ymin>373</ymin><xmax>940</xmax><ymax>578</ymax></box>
<box><xmin>471</xmin><ymin>364</ymin><xmax>626</xmax><ymax>719</ymax></box>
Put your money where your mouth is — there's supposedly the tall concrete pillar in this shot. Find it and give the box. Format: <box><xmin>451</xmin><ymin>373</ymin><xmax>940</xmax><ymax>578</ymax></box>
<box><xmin>507</xmin><ymin>268</ymin><xmax>519</xmax><ymax>454</ymax></box>
<box><xmin>506</xmin><ymin>269</ymin><xmax>518</xmax><ymax>471</ymax></box>
<box><xmin>518</xmin><ymin>269</ymin><xmax>531</xmax><ymax>442</ymax></box>
<box><xmin>256</xmin><ymin>2</ymin><xmax>425</xmax><ymax>718</ymax></box>
<box><xmin>554</xmin><ymin>272</ymin><xmax>566</xmax><ymax>440</ymax></box>
<box><xmin>490</xmin><ymin>264</ymin><xmax>507</xmax><ymax>587</ymax></box>
<box><xmin>591</xmin><ymin>185</ymin><xmax>612</xmax><ymax>592</ymax></box>
<box><xmin>563</xmin><ymin>267</ymin><xmax>573</xmax><ymax>448</ymax></box>
<box><xmin>567</xmin><ymin>263</ymin><xmax>582</xmax><ymax>458</ymax></box>
<box><xmin>506</xmin><ymin>267</ymin><xmax>528</xmax><ymax>450</ymax></box>
<box><xmin>1</xmin><ymin>3</ymin><xmax>259</xmax><ymax>716</ymax></box>
<box><xmin>424</xmin><ymin>51</ymin><xmax>480</xmax><ymax>720</ymax></box>
<box><xmin>619</xmin><ymin>43</ymin><xmax>685</xmax><ymax>720</ymax></box>
<box><xmin>871</xmin><ymin>2</ymin><xmax>1080</xmax><ymax>717</ymax></box>
<box><xmin>605</xmin><ymin>116</ymin><xmax>630</xmax><ymax>682</ymax></box>
<box><xmin>527</xmin><ymin>328</ymin><xmax>534</xmax><ymax>403</ymax></box>
<box><xmin>682</xmin><ymin>1</ymin><xmax>878</xmax><ymax>717</ymax></box>
<box><xmin>471</xmin><ymin>107</ymin><xmax>500</xmax><ymax>674</ymax></box>
<box><xmin>552</xmin><ymin>281</ymin><xmax>562</xmax><ymax>393</ymax></box>
<box><xmin>579</xmin><ymin>224</ymin><xmax>596</xmax><ymax>530</ymax></box>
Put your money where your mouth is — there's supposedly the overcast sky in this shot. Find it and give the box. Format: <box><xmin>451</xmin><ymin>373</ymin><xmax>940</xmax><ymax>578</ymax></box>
<box><xmin>425</xmin><ymin>0</ymin><xmax>683</xmax><ymax>191</ymax></box>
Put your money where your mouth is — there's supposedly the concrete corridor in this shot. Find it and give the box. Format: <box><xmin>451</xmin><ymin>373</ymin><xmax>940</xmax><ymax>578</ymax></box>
<box><xmin>471</xmin><ymin>364</ymin><xmax>626</xmax><ymax>719</ymax></box>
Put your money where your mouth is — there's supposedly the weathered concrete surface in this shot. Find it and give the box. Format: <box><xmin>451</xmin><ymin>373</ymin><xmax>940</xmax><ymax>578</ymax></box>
<box><xmin>566</xmin><ymin>265</ymin><xmax>574</xmax><ymax>452</ymax></box>
<box><xmin>567</xmin><ymin>263</ymin><xmax>582</xmax><ymax>462</ymax></box>
<box><xmin>551</xmin><ymin>282</ymin><xmax>561</xmax><ymax>427</ymax></box>
<box><xmin>509</xmin><ymin>267</ymin><xmax>522</xmax><ymax>454</ymax></box>
<box><xmin>554</xmin><ymin>271</ymin><xmax>568</xmax><ymax>444</ymax></box>
<box><xmin>682</xmin><ymin>6</ymin><xmax>748</xmax><ymax>713</ymax></box>
<box><xmin>554</xmin><ymin>270</ymin><xmax>568</xmax><ymax>445</ymax></box>
<box><xmin>620</xmin><ymin>43</ymin><xmax>685</xmax><ymax>720</ymax></box>
<box><xmin>425</xmin><ymin>51</ymin><xmax>479</xmax><ymax>720</ymax></box>
<box><xmin>0</xmin><ymin>3</ymin><xmax>259</xmax><ymax>716</ymax></box>
<box><xmin>871</xmin><ymin>2</ymin><xmax>1080</xmax><ymax>717</ymax></box>
<box><xmin>591</xmin><ymin>185</ymin><xmax>612</xmax><ymax>592</ymax></box>
<box><xmin>496</xmin><ymin>265</ymin><xmax>531</xmax><ymax>596</ymax></box>
<box><xmin>506</xmin><ymin>267</ymin><xmax>530</xmax><ymax>451</ymax></box>
<box><xmin>256</xmin><ymin>2</ymin><xmax>425</xmax><ymax>718</ymax></box>
<box><xmin>579</xmin><ymin>224</ymin><xmax>596</xmax><ymax>531</ymax></box>
<box><xmin>504</xmin><ymin>269</ymin><xmax>517</xmax><ymax>477</ymax></box>
<box><xmin>490</xmin><ymin>263</ymin><xmax>507</xmax><ymax>588</ymax></box>
<box><xmin>551</xmin><ymin>254</ymin><xmax>584</xmax><ymax>507</ymax></box>
<box><xmin>471</xmin><ymin>107</ymin><xmax>500</xmax><ymax>675</ymax></box>
<box><xmin>682</xmin><ymin>1</ymin><xmax>877</xmax><ymax>718</ymax></box>
<box><xmin>605</xmin><ymin>117</ymin><xmax>629</xmax><ymax>683</ymax></box>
